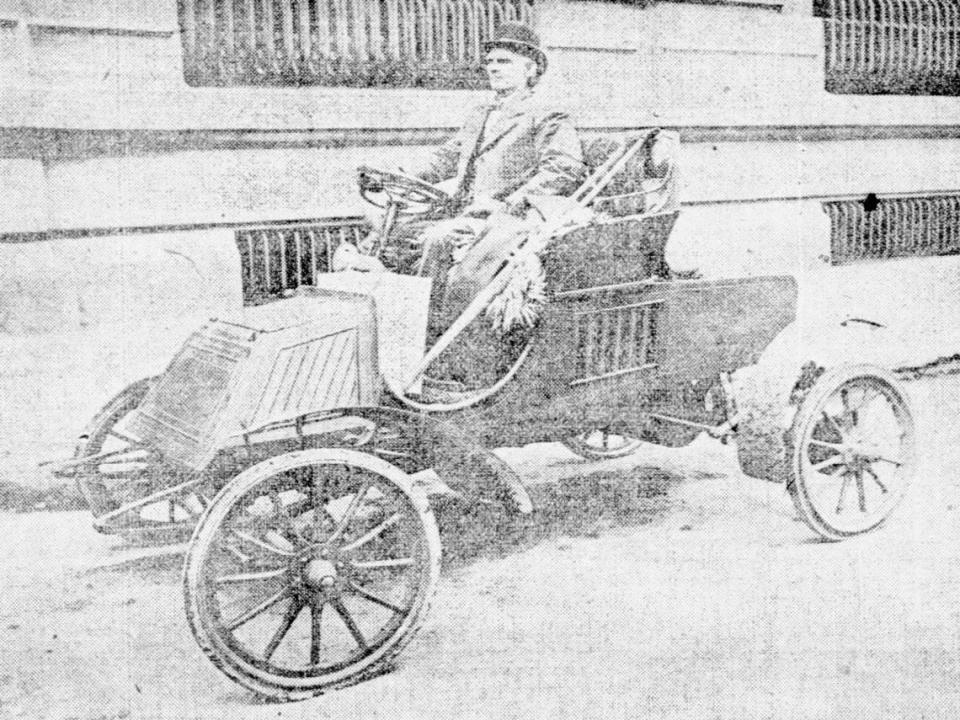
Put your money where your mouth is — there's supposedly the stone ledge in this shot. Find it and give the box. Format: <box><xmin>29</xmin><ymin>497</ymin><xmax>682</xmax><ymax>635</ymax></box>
<box><xmin>0</xmin><ymin>0</ymin><xmax>176</xmax><ymax>32</ymax></box>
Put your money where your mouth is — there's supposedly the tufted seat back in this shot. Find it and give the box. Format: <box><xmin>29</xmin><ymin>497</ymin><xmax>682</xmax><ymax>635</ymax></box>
<box><xmin>578</xmin><ymin>130</ymin><xmax>679</xmax><ymax>217</ymax></box>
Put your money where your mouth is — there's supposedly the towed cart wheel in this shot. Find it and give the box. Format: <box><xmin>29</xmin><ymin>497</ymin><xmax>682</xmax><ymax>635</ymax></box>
<box><xmin>562</xmin><ymin>428</ymin><xmax>643</xmax><ymax>460</ymax></box>
<box><xmin>74</xmin><ymin>378</ymin><xmax>209</xmax><ymax>538</ymax></box>
<box><xmin>787</xmin><ymin>365</ymin><xmax>916</xmax><ymax>541</ymax></box>
<box><xmin>184</xmin><ymin>449</ymin><xmax>441</xmax><ymax>701</ymax></box>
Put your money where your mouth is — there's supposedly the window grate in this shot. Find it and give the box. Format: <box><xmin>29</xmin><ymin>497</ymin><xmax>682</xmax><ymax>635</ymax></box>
<box><xmin>178</xmin><ymin>0</ymin><xmax>535</xmax><ymax>88</ymax></box>
<box><xmin>816</xmin><ymin>0</ymin><xmax>960</xmax><ymax>96</ymax></box>
<box><xmin>823</xmin><ymin>194</ymin><xmax>960</xmax><ymax>264</ymax></box>
<box><xmin>236</xmin><ymin>219</ymin><xmax>369</xmax><ymax>303</ymax></box>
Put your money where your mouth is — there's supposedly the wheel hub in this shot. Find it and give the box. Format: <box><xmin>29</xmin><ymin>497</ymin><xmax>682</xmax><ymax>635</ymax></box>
<box><xmin>303</xmin><ymin>558</ymin><xmax>338</xmax><ymax>590</ymax></box>
<box><xmin>844</xmin><ymin>444</ymin><xmax>873</xmax><ymax>470</ymax></box>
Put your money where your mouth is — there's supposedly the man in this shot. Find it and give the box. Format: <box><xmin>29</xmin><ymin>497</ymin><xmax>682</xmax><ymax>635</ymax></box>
<box><xmin>364</xmin><ymin>22</ymin><xmax>586</xmax><ymax>329</ymax></box>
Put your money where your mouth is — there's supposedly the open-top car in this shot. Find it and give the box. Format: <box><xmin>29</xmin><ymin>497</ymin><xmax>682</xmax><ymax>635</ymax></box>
<box><xmin>58</xmin><ymin>129</ymin><xmax>916</xmax><ymax>700</ymax></box>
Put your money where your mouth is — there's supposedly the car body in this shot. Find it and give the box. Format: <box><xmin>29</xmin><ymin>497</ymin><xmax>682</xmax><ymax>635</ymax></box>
<box><xmin>62</xmin><ymin>130</ymin><xmax>916</xmax><ymax>700</ymax></box>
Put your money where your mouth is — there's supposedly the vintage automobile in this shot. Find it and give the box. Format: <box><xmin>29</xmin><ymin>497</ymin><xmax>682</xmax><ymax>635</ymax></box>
<box><xmin>59</xmin><ymin>130</ymin><xmax>916</xmax><ymax>700</ymax></box>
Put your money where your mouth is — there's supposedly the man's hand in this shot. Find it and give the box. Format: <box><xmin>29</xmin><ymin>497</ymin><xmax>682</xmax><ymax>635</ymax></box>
<box><xmin>331</xmin><ymin>242</ymin><xmax>386</xmax><ymax>273</ymax></box>
<box><xmin>357</xmin><ymin>169</ymin><xmax>384</xmax><ymax>193</ymax></box>
<box><xmin>357</xmin><ymin>230</ymin><xmax>380</xmax><ymax>255</ymax></box>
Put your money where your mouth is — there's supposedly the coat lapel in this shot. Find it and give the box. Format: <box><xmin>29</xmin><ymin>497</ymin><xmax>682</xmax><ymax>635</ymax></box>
<box><xmin>450</xmin><ymin>91</ymin><xmax>533</xmax><ymax>199</ymax></box>
<box><xmin>477</xmin><ymin>94</ymin><xmax>530</xmax><ymax>155</ymax></box>
<box><xmin>452</xmin><ymin>104</ymin><xmax>494</xmax><ymax>194</ymax></box>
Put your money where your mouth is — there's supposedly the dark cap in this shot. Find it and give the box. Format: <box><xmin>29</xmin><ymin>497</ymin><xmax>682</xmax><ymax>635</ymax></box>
<box><xmin>483</xmin><ymin>21</ymin><xmax>547</xmax><ymax>76</ymax></box>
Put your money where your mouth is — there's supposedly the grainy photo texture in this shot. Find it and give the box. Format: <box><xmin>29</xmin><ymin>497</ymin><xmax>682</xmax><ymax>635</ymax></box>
<box><xmin>1</xmin><ymin>1</ymin><xmax>958</xmax><ymax>718</ymax></box>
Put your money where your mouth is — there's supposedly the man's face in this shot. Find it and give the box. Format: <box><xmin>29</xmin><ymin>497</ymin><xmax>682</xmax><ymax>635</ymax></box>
<box><xmin>484</xmin><ymin>48</ymin><xmax>537</xmax><ymax>94</ymax></box>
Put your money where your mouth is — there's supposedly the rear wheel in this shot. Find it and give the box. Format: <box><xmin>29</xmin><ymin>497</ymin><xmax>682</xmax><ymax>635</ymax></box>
<box><xmin>787</xmin><ymin>365</ymin><xmax>915</xmax><ymax>541</ymax></box>
<box><xmin>562</xmin><ymin>428</ymin><xmax>643</xmax><ymax>460</ymax></box>
<box><xmin>184</xmin><ymin>449</ymin><xmax>441</xmax><ymax>700</ymax></box>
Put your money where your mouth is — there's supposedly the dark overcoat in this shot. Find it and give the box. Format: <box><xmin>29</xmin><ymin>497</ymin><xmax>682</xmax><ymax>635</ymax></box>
<box><xmin>409</xmin><ymin>90</ymin><xmax>586</xmax><ymax>213</ymax></box>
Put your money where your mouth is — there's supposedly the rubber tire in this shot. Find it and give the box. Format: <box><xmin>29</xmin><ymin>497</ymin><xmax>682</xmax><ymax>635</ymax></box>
<box><xmin>183</xmin><ymin>448</ymin><xmax>442</xmax><ymax>701</ymax></box>
<box><xmin>786</xmin><ymin>364</ymin><xmax>915</xmax><ymax>542</ymax></box>
<box><xmin>74</xmin><ymin>377</ymin><xmax>154</xmax><ymax>516</ymax></box>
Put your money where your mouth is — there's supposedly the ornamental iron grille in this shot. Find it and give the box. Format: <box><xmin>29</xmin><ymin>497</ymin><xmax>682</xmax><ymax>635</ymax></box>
<box><xmin>178</xmin><ymin>0</ymin><xmax>535</xmax><ymax>87</ymax></box>
<box><xmin>816</xmin><ymin>0</ymin><xmax>960</xmax><ymax>95</ymax></box>
<box><xmin>823</xmin><ymin>194</ymin><xmax>960</xmax><ymax>263</ymax></box>
<box><xmin>236</xmin><ymin>219</ymin><xmax>369</xmax><ymax>303</ymax></box>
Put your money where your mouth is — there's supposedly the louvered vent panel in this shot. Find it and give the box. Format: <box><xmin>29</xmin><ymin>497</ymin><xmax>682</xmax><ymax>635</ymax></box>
<box><xmin>572</xmin><ymin>300</ymin><xmax>660</xmax><ymax>386</ymax></box>
<box><xmin>128</xmin><ymin>326</ymin><xmax>252</xmax><ymax>468</ymax></box>
<box><xmin>247</xmin><ymin>329</ymin><xmax>359</xmax><ymax>427</ymax></box>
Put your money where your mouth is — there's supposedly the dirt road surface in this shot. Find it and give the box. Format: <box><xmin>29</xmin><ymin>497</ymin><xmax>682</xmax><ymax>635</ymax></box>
<box><xmin>3</xmin><ymin>375</ymin><xmax>960</xmax><ymax>720</ymax></box>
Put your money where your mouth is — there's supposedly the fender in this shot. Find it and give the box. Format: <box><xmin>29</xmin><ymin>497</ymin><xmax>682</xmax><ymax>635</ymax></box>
<box><xmin>310</xmin><ymin>406</ymin><xmax>533</xmax><ymax>515</ymax></box>
<box><xmin>730</xmin><ymin>316</ymin><xmax>904</xmax><ymax>483</ymax></box>
<box><xmin>425</xmin><ymin>416</ymin><xmax>534</xmax><ymax>515</ymax></box>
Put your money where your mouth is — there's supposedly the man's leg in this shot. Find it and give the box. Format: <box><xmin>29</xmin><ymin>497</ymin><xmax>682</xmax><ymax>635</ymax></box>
<box><xmin>439</xmin><ymin>212</ymin><xmax>531</xmax><ymax>326</ymax></box>
<box><xmin>410</xmin><ymin>216</ymin><xmax>487</xmax><ymax>326</ymax></box>
<box><xmin>423</xmin><ymin>213</ymin><xmax>534</xmax><ymax>388</ymax></box>
<box><xmin>413</xmin><ymin>216</ymin><xmax>484</xmax><ymax>277</ymax></box>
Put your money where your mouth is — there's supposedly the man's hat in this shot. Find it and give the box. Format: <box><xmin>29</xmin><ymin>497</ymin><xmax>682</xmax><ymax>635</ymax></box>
<box><xmin>483</xmin><ymin>22</ymin><xmax>547</xmax><ymax>75</ymax></box>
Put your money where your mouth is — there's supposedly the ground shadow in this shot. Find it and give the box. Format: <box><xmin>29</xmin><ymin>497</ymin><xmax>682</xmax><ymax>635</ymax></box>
<box><xmin>83</xmin><ymin>548</ymin><xmax>186</xmax><ymax>582</ymax></box>
<box><xmin>84</xmin><ymin>463</ymin><xmax>685</xmax><ymax>578</ymax></box>
<box><xmin>435</xmin><ymin>464</ymin><xmax>682</xmax><ymax>569</ymax></box>
<box><xmin>0</xmin><ymin>480</ymin><xmax>85</xmax><ymax>512</ymax></box>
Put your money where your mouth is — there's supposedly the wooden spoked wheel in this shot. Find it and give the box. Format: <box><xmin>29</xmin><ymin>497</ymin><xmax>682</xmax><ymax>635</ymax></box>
<box><xmin>562</xmin><ymin>428</ymin><xmax>643</xmax><ymax>460</ymax></box>
<box><xmin>787</xmin><ymin>365</ymin><xmax>916</xmax><ymax>541</ymax></box>
<box><xmin>183</xmin><ymin>449</ymin><xmax>441</xmax><ymax>700</ymax></box>
<box><xmin>74</xmin><ymin>378</ymin><xmax>206</xmax><ymax>537</ymax></box>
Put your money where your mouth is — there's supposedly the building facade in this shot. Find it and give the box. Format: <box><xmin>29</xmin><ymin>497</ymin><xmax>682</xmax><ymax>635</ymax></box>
<box><xmin>1</xmin><ymin>0</ymin><xmax>959</xmax><ymax>486</ymax></box>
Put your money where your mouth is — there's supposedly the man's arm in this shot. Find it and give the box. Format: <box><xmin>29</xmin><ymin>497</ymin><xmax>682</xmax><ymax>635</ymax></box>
<box><xmin>503</xmin><ymin>111</ymin><xmax>586</xmax><ymax>211</ymax></box>
<box><xmin>403</xmin><ymin>104</ymin><xmax>487</xmax><ymax>183</ymax></box>
<box><xmin>405</xmin><ymin>132</ymin><xmax>462</xmax><ymax>184</ymax></box>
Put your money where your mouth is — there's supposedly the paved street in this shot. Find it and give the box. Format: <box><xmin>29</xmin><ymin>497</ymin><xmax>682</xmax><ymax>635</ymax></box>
<box><xmin>2</xmin><ymin>375</ymin><xmax>960</xmax><ymax>720</ymax></box>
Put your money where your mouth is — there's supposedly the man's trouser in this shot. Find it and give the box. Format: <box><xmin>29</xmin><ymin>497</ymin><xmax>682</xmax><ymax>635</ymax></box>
<box><xmin>394</xmin><ymin>211</ymin><xmax>531</xmax><ymax>333</ymax></box>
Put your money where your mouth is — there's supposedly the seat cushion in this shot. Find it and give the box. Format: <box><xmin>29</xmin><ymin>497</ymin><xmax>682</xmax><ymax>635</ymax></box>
<box><xmin>582</xmin><ymin>135</ymin><xmax>624</xmax><ymax>173</ymax></box>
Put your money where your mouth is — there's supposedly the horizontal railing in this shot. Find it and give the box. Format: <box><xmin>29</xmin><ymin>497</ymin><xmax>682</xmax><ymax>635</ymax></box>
<box><xmin>179</xmin><ymin>0</ymin><xmax>534</xmax><ymax>87</ymax></box>
<box><xmin>236</xmin><ymin>218</ymin><xmax>370</xmax><ymax>303</ymax></box>
<box><xmin>823</xmin><ymin>194</ymin><xmax>960</xmax><ymax>263</ymax></box>
<box><xmin>817</xmin><ymin>0</ymin><xmax>960</xmax><ymax>95</ymax></box>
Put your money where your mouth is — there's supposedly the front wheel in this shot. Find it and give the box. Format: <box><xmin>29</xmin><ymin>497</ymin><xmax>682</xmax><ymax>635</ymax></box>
<box><xmin>183</xmin><ymin>449</ymin><xmax>441</xmax><ymax>701</ymax></box>
<box><xmin>787</xmin><ymin>365</ymin><xmax>916</xmax><ymax>541</ymax></box>
<box><xmin>74</xmin><ymin>378</ymin><xmax>207</xmax><ymax>538</ymax></box>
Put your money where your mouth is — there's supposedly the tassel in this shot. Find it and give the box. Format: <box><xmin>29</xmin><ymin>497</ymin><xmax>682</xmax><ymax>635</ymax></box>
<box><xmin>485</xmin><ymin>254</ymin><xmax>547</xmax><ymax>334</ymax></box>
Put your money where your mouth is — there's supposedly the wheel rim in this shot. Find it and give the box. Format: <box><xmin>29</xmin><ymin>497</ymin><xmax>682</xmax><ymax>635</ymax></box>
<box><xmin>563</xmin><ymin>428</ymin><xmax>643</xmax><ymax>460</ymax></box>
<box><xmin>75</xmin><ymin>381</ymin><xmax>204</xmax><ymax>534</ymax></box>
<box><xmin>190</xmin><ymin>457</ymin><xmax>436</xmax><ymax>692</ymax></box>
<box><xmin>795</xmin><ymin>375</ymin><xmax>915</xmax><ymax>536</ymax></box>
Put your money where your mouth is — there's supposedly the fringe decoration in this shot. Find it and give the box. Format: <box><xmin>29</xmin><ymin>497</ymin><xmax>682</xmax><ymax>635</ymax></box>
<box><xmin>485</xmin><ymin>253</ymin><xmax>547</xmax><ymax>334</ymax></box>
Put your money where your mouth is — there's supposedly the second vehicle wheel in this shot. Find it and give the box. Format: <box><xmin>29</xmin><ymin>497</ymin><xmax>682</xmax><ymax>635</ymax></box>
<box><xmin>787</xmin><ymin>364</ymin><xmax>916</xmax><ymax>541</ymax></box>
<box><xmin>183</xmin><ymin>449</ymin><xmax>441</xmax><ymax>701</ymax></box>
<box><xmin>562</xmin><ymin>428</ymin><xmax>643</xmax><ymax>460</ymax></box>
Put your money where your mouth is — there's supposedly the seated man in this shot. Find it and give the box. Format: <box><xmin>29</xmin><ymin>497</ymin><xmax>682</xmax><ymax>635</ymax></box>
<box><xmin>363</xmin><ymin>22</ymin><xmax>586</xmax><ymax>332</ymax></box>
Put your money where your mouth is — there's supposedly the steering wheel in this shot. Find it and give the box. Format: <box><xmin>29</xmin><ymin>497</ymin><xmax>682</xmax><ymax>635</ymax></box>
<box><xmin>357</xmin><ymin>165</ymin><xmax>451</xmax><ymax>216</ymax></box>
